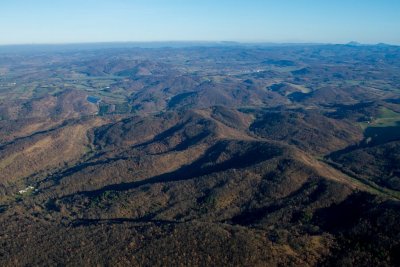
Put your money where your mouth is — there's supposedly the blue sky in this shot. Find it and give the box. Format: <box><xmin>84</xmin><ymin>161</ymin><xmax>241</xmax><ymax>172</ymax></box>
<box><xmin>0</xmin><ymin>0</ymin><xmax>399</xmax><ymax>45</ymax></box>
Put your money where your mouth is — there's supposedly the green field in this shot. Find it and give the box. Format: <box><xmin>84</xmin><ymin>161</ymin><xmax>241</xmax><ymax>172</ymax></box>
<box><xmin>360</xmin><ymin>106</ymin><xmax>400</xmax><ymax>130</ymax></box>
<box><xmin>360</xmin><ymin>107</ymin><xmax>400</xmax><ymax>145</ymax></box>
<box><xmin>373</xmin><ymin>107</ymin><xmax>400</xmax><ymax>127</ymax></box>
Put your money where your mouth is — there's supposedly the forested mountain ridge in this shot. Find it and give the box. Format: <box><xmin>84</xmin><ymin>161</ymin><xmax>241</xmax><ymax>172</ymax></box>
<box><xmin>0</xmin><ymin>43</ymin><xmax>400</xmax><ymax>266</ymax></box>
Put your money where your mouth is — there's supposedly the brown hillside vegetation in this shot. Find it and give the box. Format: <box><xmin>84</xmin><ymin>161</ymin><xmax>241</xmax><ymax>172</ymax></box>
<box><xmin>0</xmin><ymin>44</ymin><xmax>400</xmax><ymax>266</ymax></box>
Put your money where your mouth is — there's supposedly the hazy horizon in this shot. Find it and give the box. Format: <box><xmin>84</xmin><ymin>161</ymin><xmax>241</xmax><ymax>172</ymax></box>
<box><xmin>1</xmin><ymin>0</ymin><xmax>399</xmax><ymax>45</ymax></box>
<box><xmin>0</xmin><ymin>40</ymin><xmax>398</xmax><ymax>47</ymax></box>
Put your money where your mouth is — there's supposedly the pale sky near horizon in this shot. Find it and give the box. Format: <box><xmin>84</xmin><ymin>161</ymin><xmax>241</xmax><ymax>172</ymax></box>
<box><xmin>0</xmin><ymin>0</ymin><xmax>399</xmax><ymax>45</ymax></box>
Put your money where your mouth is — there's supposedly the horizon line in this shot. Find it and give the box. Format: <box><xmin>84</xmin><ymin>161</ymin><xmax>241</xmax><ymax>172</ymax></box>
<box><xmin>0</xmin><ymin>40</ymin><xmax>398</xmax><ymax>48</ymax></box>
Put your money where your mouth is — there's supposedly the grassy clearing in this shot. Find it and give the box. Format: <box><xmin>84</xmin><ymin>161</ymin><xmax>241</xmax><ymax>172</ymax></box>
<box><xmin>285</xmin><ymin>82</ymin><xmax>311</xmax><ymax>94</ymax></box>
<box><xmin>345</xmin><ymin>80</ymin><xmax>363</xmax><ymax>86</ymax></box>
<box><xmin>374</xmin><ymin>107</ymin><xmax>400</xmax><ymax>127</ymax></box>
<box><xmin>96</xmin><ymin>90</ymin><xmax>127</xmax><ymax>102</ymax></box>
<box><xmin>360</xmin><ymin>107</ymin><xmax>400</xmax><ymax>130</ymax></box>
<box><xmin>268</xmin><ymin>66</ymin><xmax>299</xmax><ymax>73</ymax></box>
